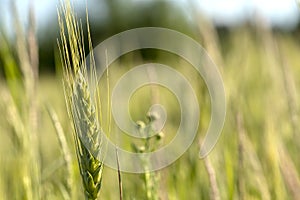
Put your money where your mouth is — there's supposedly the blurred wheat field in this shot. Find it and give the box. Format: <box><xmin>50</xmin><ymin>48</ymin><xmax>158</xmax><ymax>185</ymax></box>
<box><xmin>1</xmin><ymin>3</ymin><xmax>300</xmax><ymax>199</ymax></box>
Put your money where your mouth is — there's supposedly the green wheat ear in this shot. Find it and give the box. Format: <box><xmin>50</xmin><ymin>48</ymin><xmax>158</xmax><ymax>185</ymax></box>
<box><xmin>73</xmin><ymin>73</ymin><xmax>103</xmax><ymax>200</ymax></box>
<box><xmin>57</xmin><ymin>0</ymin><xmax>103</xmax><ymax>199</ymax></box>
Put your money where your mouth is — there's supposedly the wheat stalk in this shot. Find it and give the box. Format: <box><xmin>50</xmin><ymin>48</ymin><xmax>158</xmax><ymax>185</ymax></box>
<box><xmin>46</xmin><ymin>105</ymin><xmax>72</xmax><ymax>199</ymax></box>
<box><xmin>57</xmin><ymin>0</ymin><xmax>103</xmax><ymax>199</ymax></box>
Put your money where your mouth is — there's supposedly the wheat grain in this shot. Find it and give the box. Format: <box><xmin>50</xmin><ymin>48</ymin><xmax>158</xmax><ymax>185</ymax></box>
<box><xmin>58</xmin><ymin>0</ymin><xmax>103</xmax><ymax>199</ymax></box>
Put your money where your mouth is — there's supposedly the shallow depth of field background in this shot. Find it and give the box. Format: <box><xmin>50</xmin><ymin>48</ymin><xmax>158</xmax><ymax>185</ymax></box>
<box><xmin>1</xmin><ymin>0</ymin><xmax>300</xmax><ymax>199</ymax></box>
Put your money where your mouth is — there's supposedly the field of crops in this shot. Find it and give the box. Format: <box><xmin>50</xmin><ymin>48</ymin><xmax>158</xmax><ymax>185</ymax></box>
<box><xmin>1</xmin><ymin>1</ymin><xmax>300</xmax><ymax>200</ymax></box>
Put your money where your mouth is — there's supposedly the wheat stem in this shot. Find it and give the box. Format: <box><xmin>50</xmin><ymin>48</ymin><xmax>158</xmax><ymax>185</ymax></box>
<box><xmin>46</xmin><ymin>106</ymin><xmax>73</xmax><ymax>199</ymax></box>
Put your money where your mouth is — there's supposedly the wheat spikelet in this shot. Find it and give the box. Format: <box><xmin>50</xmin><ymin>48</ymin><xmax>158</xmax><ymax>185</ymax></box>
<box><xmin>58</xmin><ymin>0</ymin><xmax>103</xmax><ymax>199</ymax></box>
<box><xmin>72</xmin><ymin>72</ymin><xmax>103</xmax><ymax>200</ymax></box>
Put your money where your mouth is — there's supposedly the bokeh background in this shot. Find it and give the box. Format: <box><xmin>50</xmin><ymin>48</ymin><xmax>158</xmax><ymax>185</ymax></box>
<box><xmin>0</xmin><ymin>0</ymin><xmax>300</xmax><ymax>199</ymax></box>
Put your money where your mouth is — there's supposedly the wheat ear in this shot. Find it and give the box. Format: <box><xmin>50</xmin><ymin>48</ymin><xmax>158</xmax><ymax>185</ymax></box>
<box><xmin>58</xmin><ymin>0</ymin><xmax>103</xmax><ymax>199</ymax></box>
